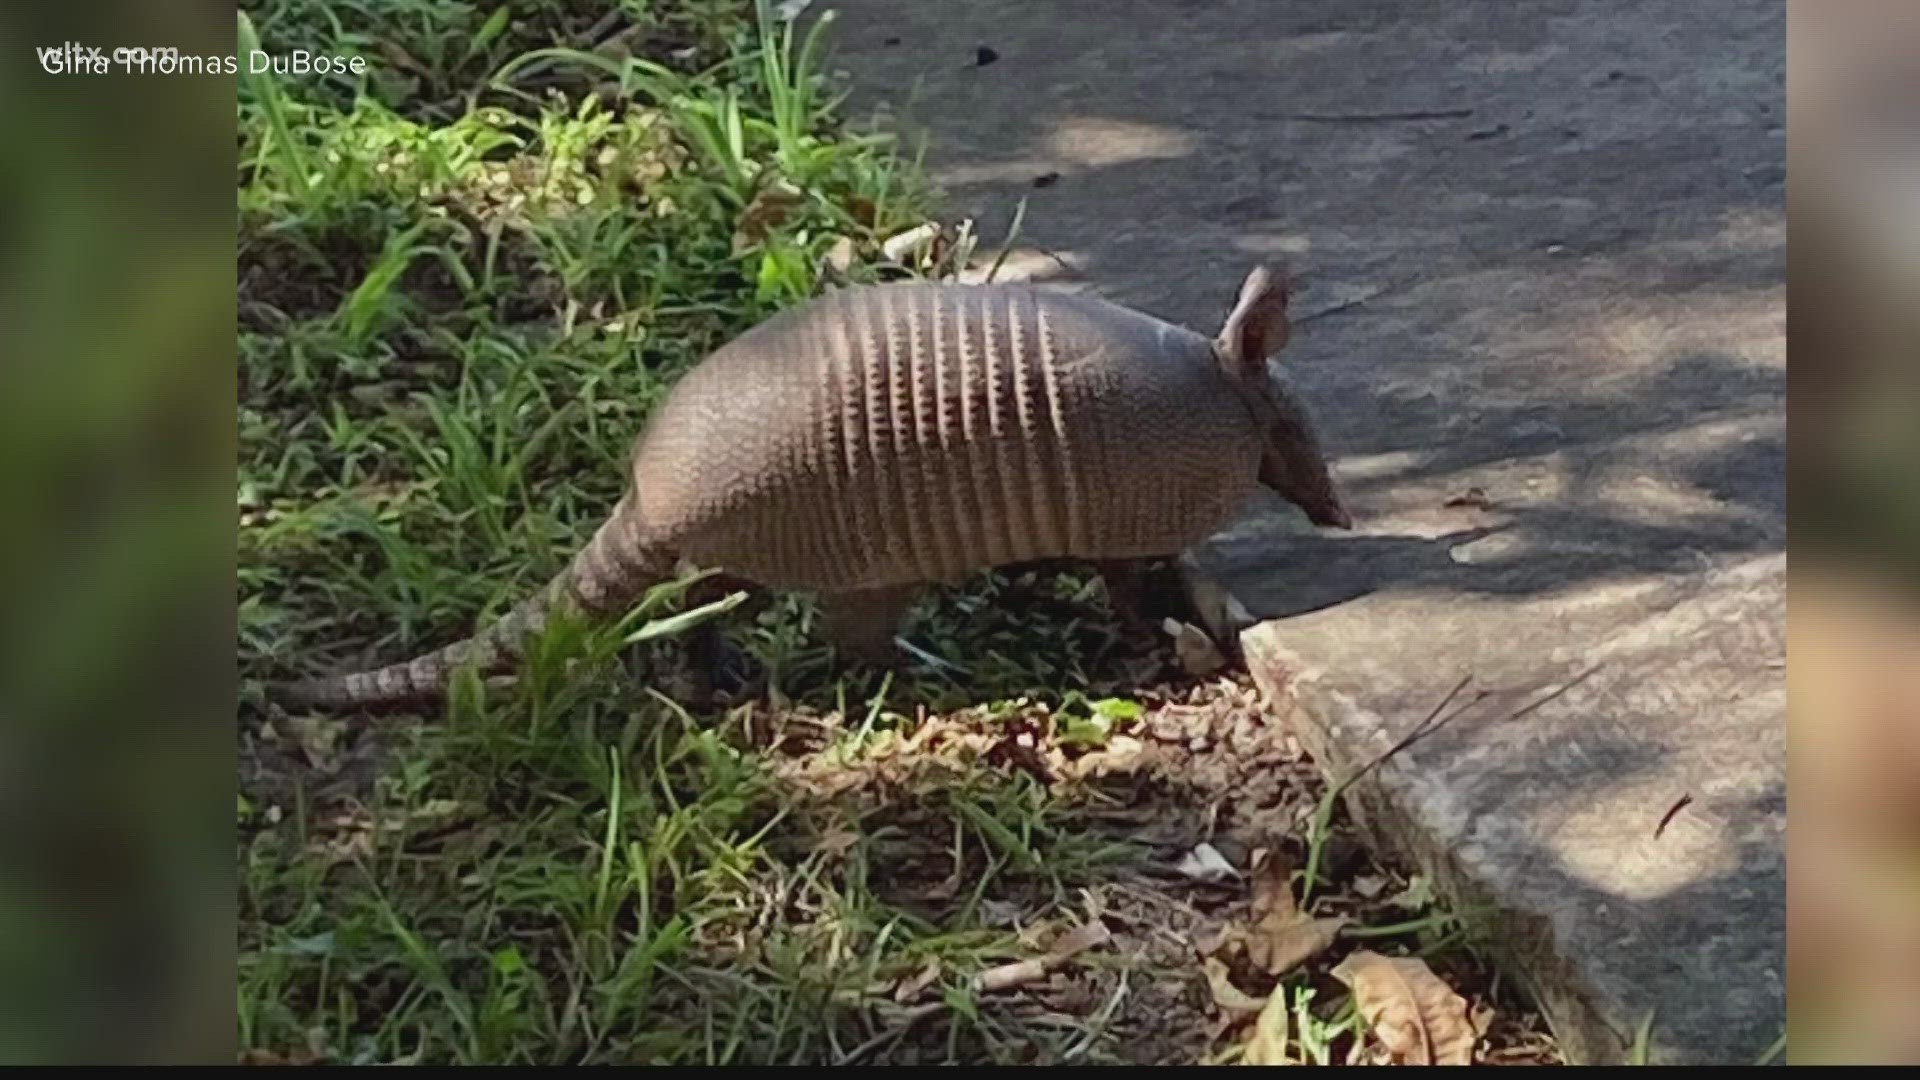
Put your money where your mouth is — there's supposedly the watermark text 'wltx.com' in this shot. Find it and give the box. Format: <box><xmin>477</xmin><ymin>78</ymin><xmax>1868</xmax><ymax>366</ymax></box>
<box><xmin>37</xmin><ymin>44</ymin><xmax>367</xmax><ymax>76</ymax></box>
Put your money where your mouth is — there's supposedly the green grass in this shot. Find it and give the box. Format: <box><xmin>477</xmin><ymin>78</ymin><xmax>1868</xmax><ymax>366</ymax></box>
<box><xmin>235</xmin><ymin>0</ymin><xmax>1551</xmax><ymax>1065</ymax></box>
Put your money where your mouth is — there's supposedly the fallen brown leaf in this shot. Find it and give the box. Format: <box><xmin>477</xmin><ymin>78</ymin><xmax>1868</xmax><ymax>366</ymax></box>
<box><xmin>1386</xmin><ymin>876</ymin><xmax>1435</xmax><ymax>912</ymax></box>
<box><xmin>894</xmin><ymin>957</ymin><xmax>944</xmax><ymax>1002</ymax></box>
<box><xmin>923</xmin><ymin>860</ymin><xmax>963</xmax><ymax>901</ymax></box>
<box><xmin>1203</xmin><ymin>957</ymin><xmax>1269</xmax><ymax>1016</ymax></box>
<box><xmin>817</xmin><ymin>828</ymin><xmax>859</xmax><ymax>855</ymax></box>
<box><xmin>282</xmin><ymin>715</ymin><xmax>348</xmax><ymax>772</ymax></box>
<box><xmin>1250</xmin><ymin>851</ymin><xmax>1298</xmax><ymax>924</ymax></box>
<box><xmin>1470</xmin><ymin>1000</ymin><xmax>1497</xmax><ymax>1040</ymax></box>
<box><xmin>1192</xmin><ymin>920</ymin><xmax>1237</xmax><ymax>958</ymax></box>
<box><xmin>1242</xmin><ymin>981</ymin><xmax>1293</xmax><ymax>1065</ymax></box>
<box><xmin>1049</xmin><ymin>920</ymin><xmax>1112</xmax><ymax>959</ymax></box>
<box><xmin>1246</xmin><ymin>850</ymin><xmax>1346</xmax><ymax>976</ymax></box>
<box><xmin>1331</xmin><ymin>950</ymin><xmax>1476</xmax><ymax>1065</ymax></box>
<box><xmin>1247</xmin><ymin>915</ymin><xmax>1347</xmax><ymax>977</ymax></box>
<box><xmin>732</xmin><ymin>181</ymin><xmax>807</xmax><ymax>252</ymax></box>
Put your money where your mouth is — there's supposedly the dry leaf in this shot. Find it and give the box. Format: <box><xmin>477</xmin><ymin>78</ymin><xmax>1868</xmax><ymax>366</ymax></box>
<box><xmin>732</xmin><ymin>181</ymin><xmax>807</xmax><ymax>253</ymax></box>
<box><xmin>1250</xmin><ymin>851</ymin><xmax>1299</xmax><ymax>924</ymax></box>
<box><xmin>1204</xmin><ymin>957</ymin><xmax>1269</xmax><ymax>1016</ymax></box>
<box><xmin>1387</xmin><ymin>876</ymin><xmax>1435</xmax><ymax>912</ymax></box>
<box><xmin>1176</xmin><ymin>842</ymin><xmax>1241</xmax><ymax>884</ymax></box>
<box><xmin>923</xmin><ymin>860</ymin><xmax>964</xmax><ymax>900</ymax></box>
<box><xmin>1243</xmin><ymin>983</ymin><xmax>1293</xmax><ymax>1065</ymax></box>
<box><xmin>979</xmin><ymin>897</ymin><xmax>1024</xmax><ymax>927</ymax></box>
<box><xmin>1470</xmin><ymin>1000</ymin><xmax>1496</xmax><ymax>1039</ymax></box>
<box><xmin>282</xmin><ymin>715</ymin><xmax>348</xmax><ymax>771</ymax></box>
<box><xmin>973</xmin><ymin>920</ymin><xmax>1111</xmax><ymax>993</ymax></box>
<box><xmin>1164</xmin><ymin>618</ymin><xmax>1227</xmax><ymax>675</ymax></box>
<box><xmin>817</xmin><ymin>828</ymin><xmax>859</xmax><ymax>855</ymax></box>
<box><xmin>1192</xmin><ymin>920</ymin><xmax>1237</xmax><ymax>957</ymax></box>
<box><xmin>1331</xmin><ymin>951</ymin><xmax>1475</xmax><ymax>1065</ymax></box>
<box><xmin>1353</xmin><ymin>873</ymin><xmax>1389</xmax><ymax>899</ymax></box>
<box><xmin>1247</xmin><ymin>915</ymin><xmax>1347</xmax><ymax>977</ymax></box>
<box><xmin>1048</xmin><ymin>920</ymin><xmax>1112</xmax><ymax>960</ymax></box>
<box><xmin>377</xmin><ymin>40</ymin><xmax>430</xmax><ymax>77</ymax></box>
<box><xmin>1246</xmin><ymin>850</ymin><xmax>1346</xmax><ymax>976</ymax></box>
<box><xmin>894</xmin><ymin>957</ymin><xmax>943</xmax><ymax>1002</ymax></box>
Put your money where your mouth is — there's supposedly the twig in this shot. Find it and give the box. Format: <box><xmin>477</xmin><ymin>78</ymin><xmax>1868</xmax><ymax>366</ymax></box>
<box><xmin>1034</xmin><ymin>245</ymin><xmax>1079</xmax><ymax>275</ymax></box>
<box><xmin>972</xmin><ymin>920</ymin><xmax>1112</xmax><ymax>994</ymax></box>
<box><xmin>1300</xmin><ymin>664</ymin><xmax>1603</xmax><ymax>904</ymax></box>
<box><xmin>1303</xmin><ymin>675</ymin><xmax>1478</xmax><ymax>904</ymax></box>
<box><xmin>1351</xmin><ymin>673</ymin><xmax>1480</xmax><ymax>788</ymax></box>
<box><xmin>1654</xmin><ymin>793</ymin><xmax>1693</xmax><ymax>838</ymax></box>
<box><xmin>581</xmin><ymin>9</ymin><xmax>626</xmax><ymax>46</ymax></box>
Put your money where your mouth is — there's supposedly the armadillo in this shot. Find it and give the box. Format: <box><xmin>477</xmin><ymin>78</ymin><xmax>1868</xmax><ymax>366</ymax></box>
<box><xmin>271</xmin><ymin>264</ymin><xmax>1351</xmax><ymax>710</ymax></box>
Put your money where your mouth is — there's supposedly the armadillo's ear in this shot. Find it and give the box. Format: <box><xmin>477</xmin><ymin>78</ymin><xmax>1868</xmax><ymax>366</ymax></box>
<box><xmin>1215</xmin><ymin>264</ymin><xmax>1292</xmax><ymax>380</ymax></box>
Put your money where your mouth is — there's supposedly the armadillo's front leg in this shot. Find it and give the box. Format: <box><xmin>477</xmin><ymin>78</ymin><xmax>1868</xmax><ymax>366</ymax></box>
<box><xmin>816</xmin><ymin>585</ymin><xmax>920</xmax><ymax>663</ymax></box>
<box><xmin>1094</xmin><ymin>559</ymin><xmax>1148</xmax><ymax>625</ymax></box>
<box><xmin>1094</xmin><ymin>557</ymin><xmax>1191</xmax><ymax>631</ymax></box>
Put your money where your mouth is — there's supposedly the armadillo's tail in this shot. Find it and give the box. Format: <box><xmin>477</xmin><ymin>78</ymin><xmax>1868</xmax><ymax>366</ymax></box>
<box><xmin>270</xmin><ymin>495</ymin><xmax>679</xmax><ymax>713</ymax></box>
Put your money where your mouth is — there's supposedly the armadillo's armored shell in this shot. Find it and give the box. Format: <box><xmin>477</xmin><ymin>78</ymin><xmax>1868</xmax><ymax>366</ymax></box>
<box><xmin>631</xmin><ymin>282</ymin><xmax>1266</xmax><ymax>593</ymax></box>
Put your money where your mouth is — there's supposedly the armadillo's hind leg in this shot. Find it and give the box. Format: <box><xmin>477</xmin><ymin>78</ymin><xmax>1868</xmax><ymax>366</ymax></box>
<box><xmin>816</xmin><ymin>585</ymin><xmax>920</xmax><ymax>665</ymax></box>
<box><xmin>640</xmin><ymin>571</ymin><xmax>773</xmax><ymax>706</ymax></box>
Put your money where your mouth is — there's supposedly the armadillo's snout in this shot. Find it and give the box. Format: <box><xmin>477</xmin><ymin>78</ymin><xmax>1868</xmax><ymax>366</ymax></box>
<box><xmin>1258</xmin><ymin>443</ymin><xmax>1353</xmax><ymax>531</ymax></box>
<box><xmin>1302</xmin><ymin>495</ymin><xmax>1353</xmax><ymax>530</ymax></box>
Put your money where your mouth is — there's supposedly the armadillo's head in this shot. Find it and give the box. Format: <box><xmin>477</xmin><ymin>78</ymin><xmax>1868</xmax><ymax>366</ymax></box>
<box><xmin>1213</xmin><ymin>264</ymin><xmax>1354</xmax><ymax>530</ymax></box>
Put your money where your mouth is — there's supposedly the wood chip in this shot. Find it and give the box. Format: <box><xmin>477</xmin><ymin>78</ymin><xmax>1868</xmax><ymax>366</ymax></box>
<box><xmin>1165</xmin><ymin>618</ymin><xmax>1227</xmax><ymax>676</ymax></box>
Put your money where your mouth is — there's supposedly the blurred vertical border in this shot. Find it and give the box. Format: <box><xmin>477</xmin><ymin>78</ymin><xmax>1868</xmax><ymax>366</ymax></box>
<box><xmin>1790</xmin><ymin>0</ymin><xmax>1920</xmax><ymax>1066</ymax></box>
<box><xmin>0</xmin><ymin>0</ymin><xmax>234</xmax><ymax>1065</ymax></box>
